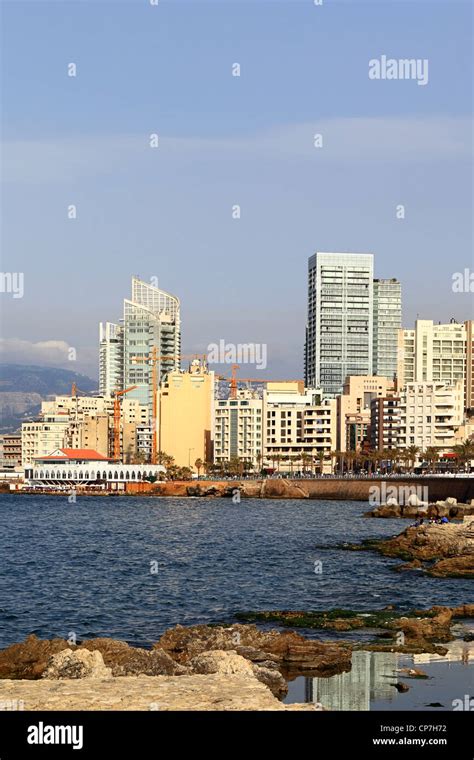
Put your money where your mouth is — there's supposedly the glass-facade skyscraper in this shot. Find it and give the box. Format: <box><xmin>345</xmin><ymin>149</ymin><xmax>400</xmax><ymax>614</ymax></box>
<box><xmin>99</xmin><ymin>277</ymin><xmax>181</xmax><ymax>412</ymax></box>
<box><xmin>305</xmin><ymin>252</ymin><xmax>374</xmax><ymax>396</ymax></box>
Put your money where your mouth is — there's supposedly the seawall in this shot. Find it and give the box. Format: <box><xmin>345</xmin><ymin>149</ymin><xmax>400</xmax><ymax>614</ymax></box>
<box><xmin>125</xmin><ymin>477</ymin><xmax>474</xmax><ymax>502</ymax></box>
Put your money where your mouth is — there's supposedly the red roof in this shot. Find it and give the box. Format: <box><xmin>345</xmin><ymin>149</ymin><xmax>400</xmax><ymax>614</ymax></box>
<box><xmin>38</xmin><ymin>449</ymin><xmax>110</xmax><ymax>461</ymax></box>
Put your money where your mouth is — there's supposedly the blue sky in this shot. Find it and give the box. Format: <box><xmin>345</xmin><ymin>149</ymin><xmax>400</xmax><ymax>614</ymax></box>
<box><xmin>1</xmin><ymin>0</ymin><xmax>472</xmax><ymax>378</ymax></box>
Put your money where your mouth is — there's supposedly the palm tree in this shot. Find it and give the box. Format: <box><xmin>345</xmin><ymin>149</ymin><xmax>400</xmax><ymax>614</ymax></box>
<box><xmin>301</xmin><ymin>452</ymin><xmax>312</xmax><ymax>475</ymax></box>
<box><xmin>315</xmin><ymin>451</ymin><xmax>326</xmax><ymax>476</ymax></box>
<box><xmin>424</xmin><ymin>446</ymin><xmax>439</xmax><ymax>474</ymax></box>
<box><xmin>194</xmin><ymin>458</ymin><xmax>203</xmax><ymax>477</ymax></box>
<box><xmin>452</xmin><ymin>439</ymin><xmax>474</xmax><ymax>473</ymax></box>
<box><xmin>156</xmin><ymin>451</ymin><xmax>175</xmax><ymax>468</ymax></box>
<box><xmin>406</xmin><ymin>445</ymin><xmax>420</xmax><ymax>473</ymax></box>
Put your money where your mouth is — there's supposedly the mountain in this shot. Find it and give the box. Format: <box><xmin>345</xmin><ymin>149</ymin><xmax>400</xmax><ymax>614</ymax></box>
<box><xmin>0</xmin><ymin>364</ymin><xmax>98</xmax><ymax>433</ymax></box>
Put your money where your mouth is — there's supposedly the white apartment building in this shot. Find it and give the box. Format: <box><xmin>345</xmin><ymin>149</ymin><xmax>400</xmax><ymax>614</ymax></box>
<box><xmin>99</xmin><ymin>321</ymin><xmax>123</xmax><ymax>396</ymax></box>
<box><xmin>21</xmin><ymin>415</ymin><xmax>71</xmax><ymax>466</ymax></box>
<box><xmin>214</xmin><ymin>390</ymin><xmax>263</xmax><ymax>470</ymax></box>
<box><xmin>398</xmin><ymin>380</ymin><xmax>464</xmax><ymax>453</ymax></box>
<box><xmin>399</xmin><ymin>320</ymin><xmax>472</xmax><ymax>404</ymax></box>
<box><xmin>305</xmin><ymin>252</ymin><xmax>374</xmax><ymax>395</ymax></box>
<box><xmin>264</xmin><ymin>382</ymin><xmax>336</xmax><ymax>471</ymax></box>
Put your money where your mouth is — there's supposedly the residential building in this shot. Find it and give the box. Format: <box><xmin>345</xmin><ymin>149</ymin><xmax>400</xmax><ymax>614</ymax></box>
<box><xmin>100</xmin><ymin>277</ymin><xmax>181</xmax><ymax>421</ymax></box>
<box><xmin>0</xmin><ymin>433</ymin><xmax>22</xmax><ymax>469</ymax></box>
<box><xmin>214</xmin><ymin>390</ymin><xmax>262</xmax><ymax>471</ymax></box>
<box><xmin>337</xmin><ymin>375</ymin><xmax>395</xmax><ymax>452</ymax></box>
<box><xmin>263</xmin><ymin>381</ymin><xmax>336</xmax><ymax>472</ymax></box>
<box><xmin>398</xmin><ymin>319</ymin><xmax>473</xmax><ymax>412</ymax></box>
<box><xmin>160</xmin><ymin>360</ymin><xmax>215</xmax><ymax>469</ymax></box>
<box><xmin>305</xmin><ymin>252</ymin><xmax>374</xmax><ymax>395</ymax></box>
<box><xmin>370</xmin><ymin>396</ymin><xmax>401</xmax><ymax>452</ymax></box>
<box><xmin>21</xmin><ymin>415</ymin><xmax>71</xmax><ymax>466</ymax></box>
<box><xmin>99</xmin><ymin>322</ymin><xmax>123</xmax><ymax>396</ymax></box>
<box><xmin>398</xmin><ymin>380</ymin><xmax>464</xmax><ymax>453</ymax></box>
<box><xmin>372</xmin><ymin>278</ymin><xmax>401</xmax><ymax>380</ymax></box>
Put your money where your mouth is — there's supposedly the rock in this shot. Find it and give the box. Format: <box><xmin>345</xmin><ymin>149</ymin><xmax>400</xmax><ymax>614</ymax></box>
<box><xmin>190</xmin><ymin>650</ymin><xmax>254</xmax><ymax>676</ymax></box>
<box><xmin>407</xmin><ymin>494</ymin><xmax>425</xmax><ymax>507</ymax></box>
<box><xmin>42</xmin><ymin>650</ymin><xmax>112</xmax><ymax>680</ymax></box>
<box><xmin>393</xmin><ymin>682</ymin><xmax>410</xmax><ymax>693</ymax></box>
<box><xmin>157</xmin><ymin>624</ymin><xmax>352</xmax><ymax>677</ymax></box>
<box><xmin>399</xmin><ymin>667</ymin><xmax>428</xmax><ymax>679</ymax></box>
<box><xmin>79</xmin><ymin>639</ymin><xmax>187</xmax><ymax>676</ymax></box>
<box><xmin>386</xmin><ymin>497</ymin><xmax>398</xmax><ymax>507</ymax></box>
<box><xmin>427</xmin><ymin>555</ymin><xmax>474</xmax><ymax>578</ymax></box>
<box><xmin>377</xmin><ymin>523</ymin><xmax>474</xmax><ymax>574</ymax></box>
<box><xmin>445</xmin><ymin>497</ymin><xmax>457</xmax><ymax>506</ymax></box>
<box><xmin>188</xmin><ymin>649</ymin><xmax>287</xmax><ymax>698</ymax></box>
<box><xmin>0</xmin><ymin>635</ymin><xmax>72</xmax><ymax>679</ymax></box>
<box><xmin>387</xmin><ymin>608</ymin><xmax>453</xmax><ymax>644</ymax></box>
<box><xmin>0</xmin><ymin>673</ymin><xmax>319</xmax><ymax>711</ymax></box>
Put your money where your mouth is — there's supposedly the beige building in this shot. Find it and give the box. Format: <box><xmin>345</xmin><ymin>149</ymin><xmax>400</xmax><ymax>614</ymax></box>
<box><xmin>398</xmin><ymin>320</ymin><xmax>473</xmax><ymax>412</ymax></box>
<box><xmin>263</xmin><ymin>382</ymin><xmax>336</xmax><ymax>472</ymax></box>
<box><xmin>22</xmin><ymin>395</ymin><xmax>150</xmax><ymax>466</ymax></box>
<box><xmin>22</xmin><ymin>415</ymin><xmax>71</xmax><ymax>466</ymax></box>
<box><xmin>398</xmin><ymin>380</ymin><xmax>464</xmax><ymax>453</ymax></box>
<box><xmin>337</xmin><ymin>375</ymin><xmax>395</xmax><ymax>452</ymax></box>
<box><xmin>160</xmin><ymin>361</ymin><xmax>215</xmax><ymax>469</ymax></box>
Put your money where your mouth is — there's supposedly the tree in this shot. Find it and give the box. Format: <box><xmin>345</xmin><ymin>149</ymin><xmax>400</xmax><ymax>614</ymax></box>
<box><xmin>315</xmin><ymin>451</ymin><xmax>326</xmax><ymax>475</ymax></box>
<box><xmin>301</xmin><ymin>452</ymin><xmax>312</xmax><ymax>475</ymax></box>
<box><xmin>194</xmin><ymin>458</ymin><xmax>203</xmax><ymax>477</ymax></box>
<box><xmin>156</xmin><ymin>451</ymin><xmax>174</xmax><ymax>468</ymax></box>
<box><xmin>424</xmin><ymin>446</ymin><xmax>439</xmax><ymax>474</ymax></box>
<box><xmin>406</xmin><ymin>445</ymin><xmax>420</xmax><ymax>473</ymax></box>
<box><xmin>452</xmin><ymin>439</ymin><xmax>474</xmax><ymax>472</ymax></box>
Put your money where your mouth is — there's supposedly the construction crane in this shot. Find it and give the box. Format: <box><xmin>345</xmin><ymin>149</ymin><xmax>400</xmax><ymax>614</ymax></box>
<box><xmin>218</xmin><ymin>367</ymin><xmax>302</xmax><ymax>398</ymax></box>
<box><xmin>112</xmin><ymin>386</ymin><xmax>137</xmax><ymax>461</ymax></box>
<box><xmin>130</xmin><ymin>351</ymin><xmax>207</xmax><ymax>463</ymax></box>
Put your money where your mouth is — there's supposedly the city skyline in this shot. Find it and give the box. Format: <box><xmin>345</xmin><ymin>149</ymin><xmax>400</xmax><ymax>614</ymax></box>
<box><xmin>1</xmin><ymin>0</ymin><xmax>472</xmax><ymax>378</ymax></box>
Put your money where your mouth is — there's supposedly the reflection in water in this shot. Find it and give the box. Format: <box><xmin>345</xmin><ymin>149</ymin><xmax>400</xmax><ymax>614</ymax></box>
<box><xmin>308</xmin><ymin>652</ymin><xmax>397</xmax><ymax>711</ymax></box>
<box><xmin>288</xmin><ymin>641</ymin><xmax>474</xmax><ymax>711</ymax></box>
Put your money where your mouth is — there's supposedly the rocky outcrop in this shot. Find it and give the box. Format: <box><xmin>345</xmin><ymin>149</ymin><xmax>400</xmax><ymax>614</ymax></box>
<box><xmin>0</xmin><ymin>635</ymin><xmax>186</xmax><ymax>680</ymax></box>
<box><xmin>188</xmin><ymin>650</ymin><xmax>287</xmax><ymax>698</ymax></box>
<box><xmin>376</xmin><ymin>521</ymin><xmax>474</xmax><ymax>577</ymax></box>
<box><xmin>365</xmin><ymin>501</ymin><xmax>474</xmax><ymax>519</ymax></box>
<box><xmin>42</xmin><ymin>650</ymin><xmax>112</xmax><ymax>679</ymax></box>
<box><xmin>157</xmin><ymin>623</ymin><xmax>352</xmax><ymax>677</ymax></box>
<box><xmin>0</xmin><ymin>635</ymin><xmax>71</xmax><ymax>680</ymax></box>
<box><xmin>0</xmin><ymin>673</ymin><xmax>319</xmax><ymax>711</ymax></box>
<box><xmin>79</xmin><ymin>639</ymin><xmax>186</xmax><ymax>676</ymax></box>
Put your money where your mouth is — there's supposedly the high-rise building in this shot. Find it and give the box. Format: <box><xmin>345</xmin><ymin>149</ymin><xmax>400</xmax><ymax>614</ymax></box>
<box><xmin>305</xmin><ymin>252</ymin><xmax>374</xmax><ymax>396</ymax></box>
<box><xmin>100</xmin><ymin>277</ymin><xmax>181</xmax><ymax>416</ymax></box>
<box><xmin>373</xmin><ymin>278</ymin><xmax>402</xmax><ymax>380</ymax></box>
<box><xmin>99</xmin><ymin>322</ymin><xmax>123</xmax><ymax>396</ymax></box>
<box><xmin>160</xmin><ymin>360</ymin><xmax>215</xmax><ymax>469</ymax></box>
<box><xmin>398</xmin><ymin>319</ymin><xmax>473</xmax><ymax>412</ymax></box>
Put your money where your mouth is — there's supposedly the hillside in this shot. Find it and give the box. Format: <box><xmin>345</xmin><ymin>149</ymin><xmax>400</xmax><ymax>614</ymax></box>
<box><xmin>0</xmin><ymin>364</ymin><xmax>98</xmax><ymax>433</ymax></box>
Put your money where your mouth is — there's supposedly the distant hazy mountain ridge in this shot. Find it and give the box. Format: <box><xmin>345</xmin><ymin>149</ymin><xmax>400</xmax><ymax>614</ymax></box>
<box><xmin>0</xmin><ymin>364</ymin><xmax>98</xmax><ymax>433</ymax></box>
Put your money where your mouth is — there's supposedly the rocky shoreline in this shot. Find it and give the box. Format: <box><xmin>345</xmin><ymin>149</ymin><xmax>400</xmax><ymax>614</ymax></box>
<box><xmin>343</xmin><ymin>518</ymin><xmax>474</xmax><ymax>577</ymax></box>
<box><xmin>1</xmin><ymin>605</ymin><xmax>472</xmax><ymax>710</ymax></box>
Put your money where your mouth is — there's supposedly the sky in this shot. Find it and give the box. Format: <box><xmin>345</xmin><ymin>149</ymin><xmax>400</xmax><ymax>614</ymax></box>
<box><xmin>1</xmin><ymin>0</ymin><xmax>473</xmax><ymax>380</ymax></box>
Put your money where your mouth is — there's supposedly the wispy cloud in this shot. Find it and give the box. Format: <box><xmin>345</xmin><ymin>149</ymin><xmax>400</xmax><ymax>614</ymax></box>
<box><xmin>2</xmin><ymin>117</ymin><xmax>471</xmax><ymax>184</ymax></box>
